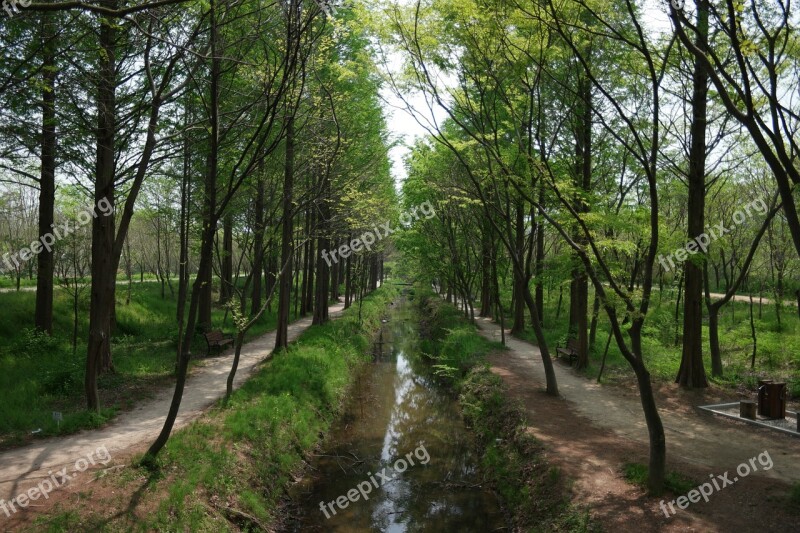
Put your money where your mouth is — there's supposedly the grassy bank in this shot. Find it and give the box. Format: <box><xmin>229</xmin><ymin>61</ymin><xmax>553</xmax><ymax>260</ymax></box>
<box><xmin>415</xmin><ymin>288</ymin><xmax>594</xmax><ymax>532</ymax></box>
<box><xmin>0</xmin><ymin>280</ymin><xmax>292</xmax><ymax>448</ymax></box>
<box><xmin>28</xmin><ymin>284</ymin><xmax>398</xmax><ymax>532</ymax></box>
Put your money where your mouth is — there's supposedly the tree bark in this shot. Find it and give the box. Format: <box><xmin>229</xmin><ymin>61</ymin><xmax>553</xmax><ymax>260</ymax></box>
<box><xmin>510</xmin><ymin>201</ymin><xmax>526</xmax><ymax>334</ymax></box>
<box><xmin>571</xmin><ymin>73</ymin><xmax>592</xmax><ymax>370</ymax></box>
<box><xmin>219</xmin><ymin>211</ymin><xmax>233</xmax><ymax>304</ymax></box>
<box><xmin>344</xmin><ymin>242</ymin><xmax>352</xmax><ymax>309</ymax></box>
<box><xmin>479</xmin><ymin>220</ymin><xmax>493</xmax><ymax>317</ymax></box>
<box><xmin>250</xmin><ymin>174</ymin><xmax>265</xmax><ymax>315</ymax></box>
<box><xmin>35</xmin><ymin>14</ymin><xmax>57</xmax><ymax>334</ymax></box>
<box><xmin>85</xmin><ymin>2</ymin><xmax>118</xmax><ymax>410</ymax></box>
<box><xmin>676</xmin><ymin>0</ymin><xmax>709</xmax><ymax>388</ymax></box>
<box><xmin>275</xmin><ymin>114</ymin><xmax>295</xmax><ymax>350</ymax></box>
<box><xmin>313</xmin><ymin>171</ymin><xmax>330</xmax><ymax>325</ymax></box>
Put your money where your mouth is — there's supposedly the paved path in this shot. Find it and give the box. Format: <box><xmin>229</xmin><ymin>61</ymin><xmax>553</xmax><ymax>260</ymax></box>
<box><xmin>475</xmin><ymin>317</ymin><xmax>800</xmax><ymax>485</ymax></box>
<box><xmin>0</xmin><ymin>303</ymin><xmax>345</xmax><ymax>503</ymax></box>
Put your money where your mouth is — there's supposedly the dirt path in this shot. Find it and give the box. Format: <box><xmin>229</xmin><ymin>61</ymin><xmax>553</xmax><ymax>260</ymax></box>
<box><xmin>0</xmin><ymin>303</ymin><xmax>345</xmax><ymax>505</ymax></box>
<box><xmin>0</xmin><ymin>278</ymin><xmax>159</xmax><ymax>293</ymax></box>
<box><xmin>707</xmin><ymin>291</ymin><xmax>798</xmax><ymax>307</ymax></box>
<box><xmin>477</xmin><ymin>317</ymin><xmax>800</xmax><ymax>532</ymax></box>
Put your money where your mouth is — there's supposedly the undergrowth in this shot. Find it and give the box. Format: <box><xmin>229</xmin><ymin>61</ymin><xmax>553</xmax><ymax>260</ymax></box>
<box><xmin>415</xmin><ymin>287</ymin><xmax>596</xmax><ymax>532</ymax></box>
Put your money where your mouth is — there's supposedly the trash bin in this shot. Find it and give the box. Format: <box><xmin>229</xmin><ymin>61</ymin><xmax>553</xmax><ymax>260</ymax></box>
<box><xmin>758</xmin><ymin>382</ymin><xmax>787</xmax><ymax>419</ymax></box>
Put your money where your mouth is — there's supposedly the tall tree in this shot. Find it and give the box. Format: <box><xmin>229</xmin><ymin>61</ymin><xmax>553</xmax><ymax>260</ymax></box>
<box><xmin>676</xmin><ymin>0</ymin><xmax>710</xmax><ymax>387</ymax></box>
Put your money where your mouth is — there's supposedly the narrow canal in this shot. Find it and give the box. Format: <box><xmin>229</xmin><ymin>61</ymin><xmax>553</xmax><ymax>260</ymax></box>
<box><xmin>287</xmin><ymin>295</ymin><xmax>506</xmax><ymax>531</ymax></box>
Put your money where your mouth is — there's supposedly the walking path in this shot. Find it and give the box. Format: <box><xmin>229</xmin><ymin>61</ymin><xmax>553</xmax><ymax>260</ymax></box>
<box><xmin>707</xmin><ymin>291</ymin><xmax>797</xmax><ymax>307</ymax></box>
<box><xmin>476</xmin><ymin>317</ymin><xmax>800</xmax><ymax>532</ymax></box>
<box><xmin>0</xmin><ymin>278</ymin><xmax>159</xmax><ymax>293</ymax></box>
<box><xmin>0</xmin><ymin>303</ymin><xmax>345</xmax><ymax>504</ymax></box>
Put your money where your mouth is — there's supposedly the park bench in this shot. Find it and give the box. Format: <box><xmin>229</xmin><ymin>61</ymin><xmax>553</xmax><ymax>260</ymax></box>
<box><xmin>556</xmin><ymin>338</ymin><xmax>579</xmax><ymax>366</ymax></box>
<box><xmin>203</xmin><ymin>329</ymin><xmax>234</xmax><ymax>357</ymax></box>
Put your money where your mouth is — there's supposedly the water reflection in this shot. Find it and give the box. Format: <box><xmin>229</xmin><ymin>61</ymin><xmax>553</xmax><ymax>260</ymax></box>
<box><xmin>287</xmin><ymin>299</ymin><xmax>505</xmax><ymax>532</ymax></box>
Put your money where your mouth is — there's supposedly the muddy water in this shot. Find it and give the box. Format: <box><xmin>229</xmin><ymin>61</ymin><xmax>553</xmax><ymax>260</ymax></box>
<box><xmin>287</xmin><ymin>298</ymin><xmax>505</xmax><ymax>532</ymax></box>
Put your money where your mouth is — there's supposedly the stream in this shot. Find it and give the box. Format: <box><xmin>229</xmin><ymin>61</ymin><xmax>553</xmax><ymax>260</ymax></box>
<box><xmin>287</xmin><ymin>295</ymin><xmax>506</xmax><ymax>531</ymax></box>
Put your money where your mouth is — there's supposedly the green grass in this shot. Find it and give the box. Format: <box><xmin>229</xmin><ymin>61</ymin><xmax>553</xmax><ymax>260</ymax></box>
<box><xmin>416</xmin><ymin>291</ymin><xmax>500</xmax><ymax>387</ymax></box>
<box><xmin>505</xmin><ymin>284</ymin><xmax>800</xmax><ymax>395</ymax></box>
<box><xmin>623</xmin><ymin>462</ymin><xmax>696</xmax><ymax>495</ymax></box>
<box><xmin>415</xmin><ymin>287</ymin><xmax>595</xmax><ymax>532</ymax></box>
<box><xmin>790</xmin><ymin>482</ymin><xmax>800</xmax><ymax>509</ymax></box>
<box><xmin>0</xmin><ymin>278</ymin><xmax>295</xmax><ymax>447</ymax></box>
<box><xmin>29</xmin><ymin>284</ymin><xmax>398</xmax><ymax>532</ymax></box>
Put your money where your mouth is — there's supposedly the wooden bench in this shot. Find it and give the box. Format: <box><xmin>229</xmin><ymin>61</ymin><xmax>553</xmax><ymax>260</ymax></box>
<box><xmin>203</xmin><ymin>330</ymin><xmax>234</xmax><ymax>357</ymax></box>
<box><xmin>556</xmin><ymin>338</ymin><xmax>579</xmax><ymax>366</ymax></box>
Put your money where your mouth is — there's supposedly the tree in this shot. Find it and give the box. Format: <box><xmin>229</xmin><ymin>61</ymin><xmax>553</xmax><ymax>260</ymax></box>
<box><xmin>671</xmin><ymin>1</ymin><xmax>800</xmax><ymax>260</ymax></box>
<box><xmin>676</xmin><ymin>0</ymin><xmax>710</xmax><ymax>388</ymax></box>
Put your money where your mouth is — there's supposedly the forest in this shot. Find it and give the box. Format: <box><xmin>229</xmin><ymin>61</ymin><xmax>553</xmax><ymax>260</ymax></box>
<box><xmin>0</xmin><ymin>0</ymin><xmax>798</xmax><ymax>531</ymax></box>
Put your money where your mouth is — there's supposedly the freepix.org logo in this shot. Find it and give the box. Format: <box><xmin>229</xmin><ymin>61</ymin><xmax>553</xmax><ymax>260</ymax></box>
<box><xmin>1</xmin><ymin>446</ymin><xmax>112</xmax><ymax>520</ymax></box>
<box><xmin>318</xmin><ymin>443</ymin><xmax>430</xmax><ymax>519</ymax></box>
<box><xmin>657</xmin><ymin>198</ymin><xmax>767</xmax><ymax>273</ymax></box>
<box><xmin>1</xmin><ymin>197</ymin><xmax>114</xmax><ymax>273</ymax></box>
<box><xmin>321</xmin><ymin>201</ymin><xmax>435</xmax><ymax>267</ymax></box>
<box><xmin>2</xmin><ymin>0</ymin><xmax>31</xmax><ymax>18</ymax></box>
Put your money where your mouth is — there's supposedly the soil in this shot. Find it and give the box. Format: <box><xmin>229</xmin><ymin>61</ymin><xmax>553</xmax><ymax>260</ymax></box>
<box><xmin>478</xmin><ymin>317</ymin><xmax>800</xmax><ymax>533</ymax></box>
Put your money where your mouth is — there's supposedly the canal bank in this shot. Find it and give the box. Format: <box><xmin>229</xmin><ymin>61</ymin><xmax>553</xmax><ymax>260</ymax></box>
<box><xmin>285</xmin><ymin>291</ymin><xmax>506</xmax><ymax>531</ymax></box>
<box><xmin>286</xmin><ymin>287</ymin><xmax>593</xmax><ymax>531</ymax></box>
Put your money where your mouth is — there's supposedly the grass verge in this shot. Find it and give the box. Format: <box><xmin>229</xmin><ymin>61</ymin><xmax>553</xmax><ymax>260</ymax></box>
<box><xmin>24</xmin><ymin>284</ymin><xmax>398</xmax><ymax>532</ymax></box>
<box><xmin>415</xmin><ymin>287</ymin><xmax>595</xmax><ymax>532</ymax></box>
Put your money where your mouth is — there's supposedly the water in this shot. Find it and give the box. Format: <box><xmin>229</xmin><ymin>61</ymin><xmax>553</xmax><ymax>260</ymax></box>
<box><xmin>286</xmin><ymin>297</ymin><xmax>506</xmax><ymax>532</ymax></box>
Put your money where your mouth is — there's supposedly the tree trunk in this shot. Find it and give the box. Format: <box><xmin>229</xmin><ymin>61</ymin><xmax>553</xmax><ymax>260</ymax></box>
<box><xmin>522</xmin><ymin>287</ymin><xmax>559</xmax><ymax>396</ymax></box>
<box><xmin>676</xmin><ymin>0</ymin><xmax>709</xmax><ymax>388</ymax></box>
<box><xmin>219</xmin><ymin>211</ymin><xmax>233</xmax><ymax>304</ymax></box>
<box><xmin>330</xmin><ymin>243</ymin><xmax>339</xmax><ymax>301</ymax></box>
<box><xmin>749</xmin><ymin>293</ymin><xmax>757</xmax><ymax>369</ymax></box>
<box><xmin>313</xmin><ymin>172</ymin><xmax>330</xmax><ymax>325</ymax></box>
<box><xmin>250</xmin><ymin>175</ymin><xmax>265</xmax><ymax>315</ymax></box>
<box><xmin>707</xmin><ymin>306</ymin><xmax>722</xmax><ymax>375</ymax></box>
<box><xmin>344</xmin><ymin>244</ymin><xmax>352</xmax><ymax>309</ymax></box>
<box><xmin>589</xmin><ymin>292</ymin><xmax>600</xmax><ymax>346</ymax></box>
<box><xmin>275</xmin><ymin>114</ymin><xmax>295</xmax><ymax>350</ymax></box>
<box><xmin>85</xmin><ymin>3</ymin><xmax>118</xmax><ymax>410</ymax></box>
<box><xmin>534</xmin><ymin>184</ymin><xmax>545</xmax><ymax>324</ymax></box>
<box><xmin>795</xmin><ymin>289</ymin><xmax>800</xmax><ymax>321</ymax></box>
<box><xmin>299</xmin><ymin>208</ymin><xmax>310</xmax><ymax>316</ymax></box>
<box><xmin>673</xmin><ymin>269</ymin><xmax>684</xmax><ymax>345</ymax></box>
<box><xmin>632</xmin><ymin>352</ymin><xmax>666</xmax><ymax>494</ymax></box>
<box><xmin>145</xmin><ymin>0</ymin><xmax>222</xmax><ymax>460</ymax></box>
<box><xmin>305</xmin><ymin>208</ymin><xmax>315</xmax><ymax>314</ymax></box>
<box><xmin>571</xmin><ymin>72</ymin><xmax>592</xmax><ymax>370</ymax></box>
<box><xmin>35</xmin><ymin>14</ymin><xmax>56</xmax><ymax>335</ymax></box>
<box><xmin>479</xmin><ymin>221</ymin><xmax>493</xmax><ymax>317</ymax></box>
<box><xmin>176</xmin><ymin>117</ymin><xmax>191</xmax><ymax>364</ymax></box>
<box><xmin>572</xmin><ymin>274</ymin><xmax>589</xmax><ymax>370</ymax></box>
<box><xmin>511</xmin><ymin>202</ymin><xmax>526</xmax><ymax>334</ymax></box>
<box><xmin>265</xmin><ymin>248</ymin><xmax>276</xmax><ymax>313</ymax></box>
